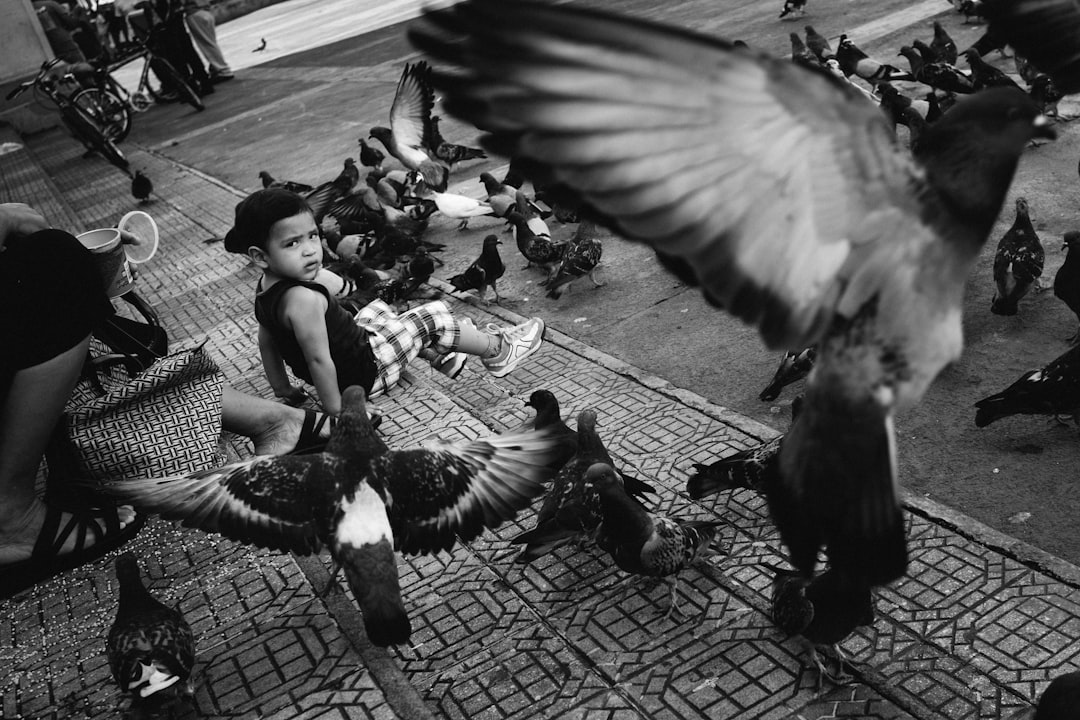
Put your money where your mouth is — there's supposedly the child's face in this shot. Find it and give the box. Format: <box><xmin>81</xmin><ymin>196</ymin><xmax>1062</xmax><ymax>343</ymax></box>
<box><xmin>260</xmin><ymin>212</ymin><xmax>322</xmax><ymax>281</ymax></box>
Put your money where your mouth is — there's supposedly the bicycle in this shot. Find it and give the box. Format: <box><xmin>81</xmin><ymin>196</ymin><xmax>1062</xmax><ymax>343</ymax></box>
<box><xmin>97</xmin><ymin>24</ymin><xmax>206</xmax><ymax>114</ymax></box>
<box><xmin>56</xmin><ymin>70</ymin><xmax>134</xmax><ymax>143</ymax></box>
<box><xmin>6</xmin><ymin>58</ymin><xmax>129</xmax><ymax>172</ymax></box>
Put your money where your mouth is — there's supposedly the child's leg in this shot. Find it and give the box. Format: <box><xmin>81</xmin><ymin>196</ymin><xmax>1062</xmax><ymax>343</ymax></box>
<box><xmin>402</xmin><ymin>302</ymin><xmax>547</xmax><ymax>379</ymax></box>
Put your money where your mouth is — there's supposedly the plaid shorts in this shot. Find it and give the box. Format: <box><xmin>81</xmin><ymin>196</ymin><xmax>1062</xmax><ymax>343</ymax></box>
<box><xmin>355</xmin><ymin>299</ymin><xmax>461</xmax><ymax>396</ymax></box>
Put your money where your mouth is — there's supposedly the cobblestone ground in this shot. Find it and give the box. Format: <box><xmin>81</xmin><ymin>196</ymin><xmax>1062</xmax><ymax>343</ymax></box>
<box><xmin>1</xmin><ymin>117</ymin><xmax>1079</xmax><ymax>720</ymax></box>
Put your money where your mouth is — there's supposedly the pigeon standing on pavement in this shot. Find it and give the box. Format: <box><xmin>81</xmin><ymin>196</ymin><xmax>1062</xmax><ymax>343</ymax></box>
<box><xmin>448</xmin><ymin>233</ymin><xmax>506</xmax><ymax>302</ymax></box>
<box><xmin>429</xmin><ymin>115</ymin><xmax>487</xmax><ymax>168</ymax></box>
<box><xmin>106</xmin><ymin>553</ymin><xmax>196</xmax><ymax>718</ymax></box>
<box><xmin>358</xmin><ymin>138</ymin><xmax>385</xmax><ymax>172</ymax></box>
<box><xmin>511</xmin><ymin>409</ymin><xmax>655</xmax><ymax>564</ymax></box>
<box><xmin>778</xmin><ymin>0</ymin><xmax>807</xmax><ymax>20</ymax></box>
<box><xmin>931</xmin><ymin>21</ymin><xmax>959</xmax><ymax>65</ymax></box>
<box><xmin>131</xmin><ymin>170</ymin><xmax>153</xmax><ymax>204</ymax></box>
<box><xmin>1055</xmin><ymin>231</ymin><xmax>1080</xmax><ymax>343</ymax></box>
<box><xmin>991</xmin><ymin>197</ymin><xmax>1045</xmax><ymax>316</ymax></box>
<box><xmin>512</xmin><ymin>389</ymin><xmax>578</xmax><ymax>469</ymax></box>
<box><xmin>507</xmin><ymin>210</ymin><xmax>564</xmax><ymax>276</ymax></box>
<box><xmin>766</xmin><ymin>563</ymin><xmax>875</xmax><ymax>690</ymax></box>
<box><xmin>974</xmin><ymin>344</ymin><xmax>1080</xmax><ymax>427</ymax></box>
<box><xmin>103</xmin><ymin>387</ymin><xmax>559</xmax><ymax>647</ymax></box>
<box><xmin>899</xmin><ymin>45</ymin><xmax>975</xmax><ymax>93</ymax></box>
<box><xmin>410</xmin><ymin>0</ymin><xmax>1056</xmax><ymax>589</ymax></box>
<box><xmin>687</xmin><ymin>398</ymin><xmax>801</xmax><ymax>499</ymax></box>
<box><xmin>414</xmin><ymin>181</ymin><xmax>495</xmax><ymax>229</ymax></box>
<box><xmin>964</xmin><ymin>48</ymin><xmax>1024</xmax><ymax>91</ymax></box>
<box><xmin>836</xmin><ymin>35</ymin><xmax>915</xmax><ymax>85</ymax></box>
<box><xmin>257</xmin><ymin>170</ymin><xmax>313</xmax><ymax>194</ymax></box>
<box><xmin>804</xmin><ymin>25</ymin><xmax>833</xmax><ymax>62</ymax></box>
<box><xmin>790</xmin><ymin>32</ymin><xmax>820</xmax><ymax>69</ymax></box>
<box><xmin>545</xmin><ymin>219</ymin><xmax>605</xmax><ymax>299</ymax></box>
<box><xmin>688</xmin><ymin>434</ymin><xmax>783</xmax><ymax>499</ymax></box>
<box><xmin>590</xmin><ymin>463</ymin><xmax>721</xmax><ymax>616</ymax></box>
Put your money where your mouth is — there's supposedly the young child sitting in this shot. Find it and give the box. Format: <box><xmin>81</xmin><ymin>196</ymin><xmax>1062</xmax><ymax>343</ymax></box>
<box><xmin>223</xmin><ymin>188</ymin><xmax>546</xmax><ymax>415</ymax></box>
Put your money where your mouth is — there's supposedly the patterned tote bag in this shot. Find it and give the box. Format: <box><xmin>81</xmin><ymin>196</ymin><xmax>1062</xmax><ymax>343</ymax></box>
<box><xmin>63</xmin><ymin>343</ymin><xmax>226</xmax><ymax>481</ymax></box>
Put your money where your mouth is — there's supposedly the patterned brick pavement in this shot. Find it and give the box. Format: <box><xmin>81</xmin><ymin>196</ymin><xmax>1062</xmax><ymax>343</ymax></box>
<box><xmin>2</xmin><ymin>122</ymin><xmax>1080</xmax><ymax>720</ymax></box>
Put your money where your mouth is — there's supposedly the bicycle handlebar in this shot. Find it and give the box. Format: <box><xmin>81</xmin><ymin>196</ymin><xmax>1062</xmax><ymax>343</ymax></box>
<box><xmin>6</xmin><ymin>57</ymin><xmax>72</xmax><ymax>101</ymax></box>
<box><xmin>6</xmin><ymin>82</ymin><xmax>30</xmax><ymax>101</ymax></box>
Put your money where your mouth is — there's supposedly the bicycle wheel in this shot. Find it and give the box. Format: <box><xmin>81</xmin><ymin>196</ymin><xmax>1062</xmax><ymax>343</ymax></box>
<box><xmin>62</xmin><ymin>104</ymin><xmax>129</xmax><ymax>172</ymax></box>
<box><xmin>145</xmin><ymin>57</ymin><xmax>204</xmax><ymax>112</ymax></box>
<box><xmin>71</xmin><ymin>87</ymin><xmax>132</xmax><ymax>142</ymax></box>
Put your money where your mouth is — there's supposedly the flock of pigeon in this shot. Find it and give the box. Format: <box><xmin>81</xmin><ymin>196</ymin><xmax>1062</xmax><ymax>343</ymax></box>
<box><xmin>256</xmin><ymin>59</ymin><xmax>606</xmax><ymax>310</ymax></box>
<box><xmin>92</xmin><ymin>0</ymin><xmax>1080</xmax><ymax>716</ymax></box>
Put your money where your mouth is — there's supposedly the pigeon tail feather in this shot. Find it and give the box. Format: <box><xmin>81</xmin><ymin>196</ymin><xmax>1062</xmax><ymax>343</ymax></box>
<box><xmin>337</xmin><ymin>538</ymin><xmax>412</xmax><ymax>646</ymax></box>
<box><xmin>687</xmin><ymin>461</ymin><xmax>751</xmax><ymax>499</ymax></box>
<box><xmin>777</xmin><ymin>388</ymin><xmax>908</xmax><ymax>587</ymax></box>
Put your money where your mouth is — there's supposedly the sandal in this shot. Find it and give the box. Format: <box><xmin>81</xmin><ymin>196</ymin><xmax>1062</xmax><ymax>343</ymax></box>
<box><xmin>0</xmin><ymin>503</ymin><xmax>146</xmax><ymax>600</ymax></box>
<box><xmin>286</xmin><ymin>410</ymin><xmax>383</xmax><ymax>455</ymax></box>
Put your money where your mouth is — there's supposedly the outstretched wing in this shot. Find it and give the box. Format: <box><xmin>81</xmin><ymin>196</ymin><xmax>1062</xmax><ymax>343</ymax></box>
<box><xmin>410</xmin><ymin>0</ymin><xmax>924</xmax><ymax>350</ymax></box>
<box><xmin>377</xmin><ymin>429</ymin><xmax>558</xmax><ymax>556</ymax></box>
<box><xmin>390</xmin><ymin>61</ymin><xmax>436</xmax><ymax>153</ymax></box>
<box><xmin>101</xmin><ymin>455</ymin><xmax>330</xmax><ymax>554</ymax></box>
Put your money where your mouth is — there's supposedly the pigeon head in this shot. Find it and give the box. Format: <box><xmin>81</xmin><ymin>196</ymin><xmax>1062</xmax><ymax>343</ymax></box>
<box><xmin>583</xmin><ymin>462</ymin><xmax>620</xmax><ymax>491</ymax></box>
<box><xmin>115</xmin><ymin>552</ymin><xmax>143</xmax><ymax>585</ymax></box>
<box><xmin>369</xmin><ymin>126</ymin><xmax>391</xmax><ymax>142</ymax></box>
<box><xmin>576</xmin><ymin>408</ymin><xmax>598</xmax><ymax>432</ymax></box>
<box><xmin>1064</xmin><ymin>230</ymin><xmax>1080</xmax><ymax>250</ymax></box>
<box><xmin>1015</xmin><ymin>196</ymin><xmax>1030</xmax><ymax>217</ymax></box>
<box><xmin>525</xmin><ymin>389</ymin><xmax>557</xmax><ymax>410</ymax></box>
<box><xmin>324</xmin><ymin>386</ymin><xmax>387</xmax><ymax>458</ymax></box>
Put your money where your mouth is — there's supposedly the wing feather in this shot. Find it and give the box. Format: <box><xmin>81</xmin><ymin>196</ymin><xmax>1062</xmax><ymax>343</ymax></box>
<box><xmin>101</xmin><ymin>456</ymin><xmax>327</xmax><ymax>554</ymax></box>
<box><xmin>411</xmin><ymin>0</ymin><xmax>924</xmax><ymax>349</ymax></box>
<box><xmin>391</xmin><ymin>61</ymin><xmax>435</xmax><ymax>151</ymax></box>
<box><xmin>378</xmin><ymin>429</ymin><xmax>558</xmax><ymax>556</ymax></box>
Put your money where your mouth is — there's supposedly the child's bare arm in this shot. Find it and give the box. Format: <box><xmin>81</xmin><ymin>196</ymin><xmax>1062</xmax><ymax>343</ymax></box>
<box><xmin>258</xmin><ymin>325</ymin><xmax>307</xmax><ymax>404</ymax></box>
<box><xmin>284</xmin><ymin>287</ymin><xmax>343</xmax><ymax>415</ymax></box>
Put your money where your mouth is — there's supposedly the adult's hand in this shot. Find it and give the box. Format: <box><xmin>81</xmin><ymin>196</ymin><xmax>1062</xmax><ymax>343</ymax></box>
<box><xmin>0</xmin><ymin>203</ymin><xmax>49</xmax><ymax>251</ymax></box>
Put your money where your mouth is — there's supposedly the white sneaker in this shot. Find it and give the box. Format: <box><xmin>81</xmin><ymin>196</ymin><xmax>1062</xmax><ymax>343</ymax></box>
<box><xmin>482</xmin><ymin>318</ymin><xmax>545</xmax><ymax>378</ymax></box>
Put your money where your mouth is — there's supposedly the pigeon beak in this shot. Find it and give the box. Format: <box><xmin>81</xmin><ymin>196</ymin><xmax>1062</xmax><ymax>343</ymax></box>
<box><xmin>1033</xmin><ymin>115</ymin><xmax>1057</xmax><ymax>140</ymax></box>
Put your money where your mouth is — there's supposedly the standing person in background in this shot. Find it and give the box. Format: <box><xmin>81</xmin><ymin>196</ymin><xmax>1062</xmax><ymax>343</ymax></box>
<box><xmin>183</xmin><ymin>0</ymin><xmax>233</xmax><ymax>83</ymax></box>
<box><xmin>149</xmin><ymin>0</ymin><xmax>214</xmax><ymax>97</ymax></box>
<box><xmin>32</xmin><ymin>0</ymin><xmax>88</xmax><ymax>64</ymax></box>
<box><xmin>31</xmin><ymin>0</ymin><xmax>95</xmax><ymax>85</ymax></box>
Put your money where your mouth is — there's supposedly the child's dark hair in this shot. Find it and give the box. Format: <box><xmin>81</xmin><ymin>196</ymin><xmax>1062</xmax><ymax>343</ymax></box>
<box><xmin>223</xmin><ymin>188</ymin><xmax>313</xmax><ymax>254</ymax></box>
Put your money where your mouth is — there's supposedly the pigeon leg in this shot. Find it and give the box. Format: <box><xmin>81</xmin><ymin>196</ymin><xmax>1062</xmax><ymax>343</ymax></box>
<box><xmin>587</xmin><ymin>267</ymin><xmax>607</xmax><ymax>288</ymax></box>
<box><xmin>320</xmin><ymin>560</ymin><xmax>344</xmax><ymax>597</ymax></box>
<box><xmin>661</xmin><ymin>576</ymin><xmax>687</xmax><ymax>620</ymax></box>
<box><xmin>457</xmin><ymin>219</ymin><xmax>470</xmax><ymax>231</ymax></box>
<box><xmin>491</xmin><ymin>281</ymin><xmax>503</xmax><ymax>305</ymax></box>
<box><xmin>803</xmin><ymin>641</ymin><xmax>830</xmax><ymax>692</ymax></box>
<box><xmin>822</xmin><ymin>643</ymin><xmax>855</xmax><ymax>685</ymax></box>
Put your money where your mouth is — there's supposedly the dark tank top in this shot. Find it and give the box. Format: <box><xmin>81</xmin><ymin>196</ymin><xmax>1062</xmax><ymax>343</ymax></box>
<box><xmin>254</xmin><ymin>278</ymin><xmax>377</xmax><ymax>394</ymax></box>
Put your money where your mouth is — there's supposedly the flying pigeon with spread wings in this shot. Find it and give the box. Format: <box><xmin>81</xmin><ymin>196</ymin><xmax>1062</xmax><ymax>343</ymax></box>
<box><xmin>102</xmin><ymin>387</ymin><xmax>558</xmax><ymax>647</ymax></box>
<box><xmin>410</xmin><ymin>0</ymin><xmax>1055</xmax><ymax>588</ymax></box>
<box><xmin>369</xmin><ymin>61</ymin><xmax>449</xmax><ymax>191</ymax></box>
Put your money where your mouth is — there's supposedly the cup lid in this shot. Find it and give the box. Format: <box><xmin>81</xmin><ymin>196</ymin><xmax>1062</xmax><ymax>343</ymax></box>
<box><xmin>118</xmin><ymin>210</ymin><xmax>159</xmax><ymax>264</ymax></box>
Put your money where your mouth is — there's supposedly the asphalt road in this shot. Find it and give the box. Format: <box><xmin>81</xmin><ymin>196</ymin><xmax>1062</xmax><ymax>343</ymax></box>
<box><xmin>119</xmin><ymin>0</ymin><xmax>1080</xmax><ymax>565</ymax></box>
